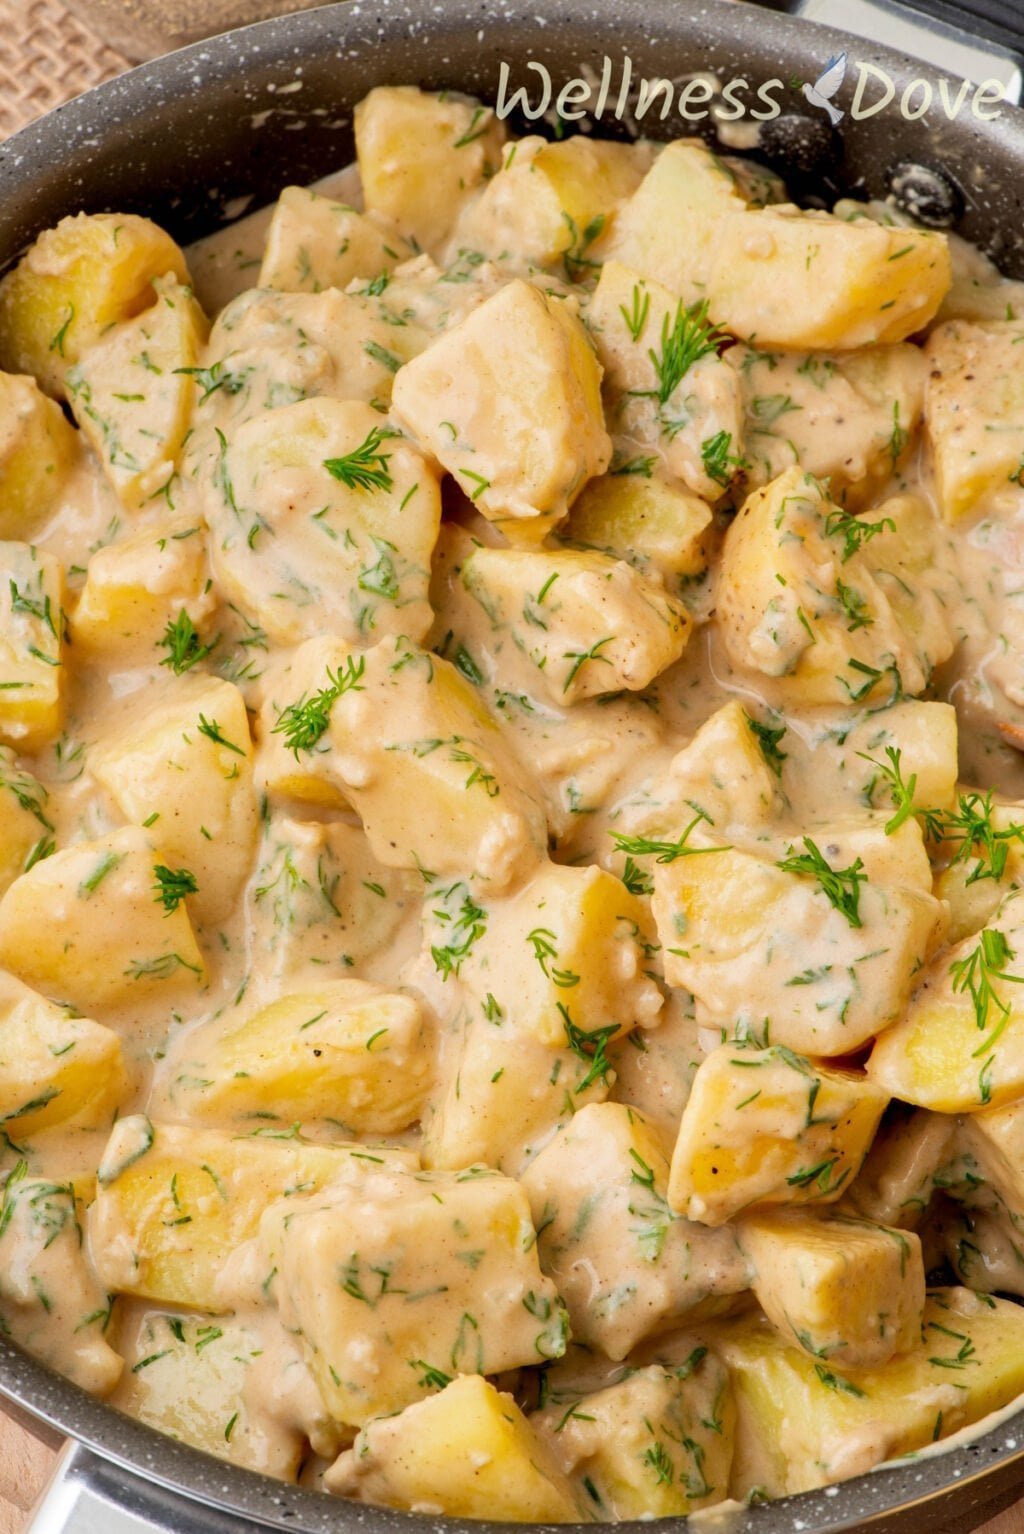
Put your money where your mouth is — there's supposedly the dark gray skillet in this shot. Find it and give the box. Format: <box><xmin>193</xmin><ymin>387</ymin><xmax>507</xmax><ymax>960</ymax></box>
<box><xmin>5</xmin><ymin>0</ymin><xmax>1024</xmax><ymax>1530</ymax></box>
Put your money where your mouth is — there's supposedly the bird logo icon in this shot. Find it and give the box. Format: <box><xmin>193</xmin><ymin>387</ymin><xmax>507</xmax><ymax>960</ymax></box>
<box><xmin>802</xmin><ymin>52</ymin><xmax>848</xmax><ymax>125</ymax></box>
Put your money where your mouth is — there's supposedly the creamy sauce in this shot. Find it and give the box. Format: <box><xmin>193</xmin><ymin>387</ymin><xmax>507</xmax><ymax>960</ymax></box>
<box><xmin>0</xmin><ymin>84</ymin><xmax>1023</xmax><ymax>1523</ymax></box>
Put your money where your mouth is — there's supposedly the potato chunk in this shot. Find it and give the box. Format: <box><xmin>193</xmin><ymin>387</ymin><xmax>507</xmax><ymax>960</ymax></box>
<box><xmin>717</xmin><ymin>468</ymin><xmax>954</xmax><ymax>706</ymax></box>
<box><xmin>87</xmin><ymin>1118</ymin><xmax>408</xmax><ymax>1311</ymax></box>
<box><xmin>328</xmin><ymin>1375</ymin><xmax>580</xmax><ymax>1521</ymax></box>
<box><xmin>0</xmin><ymin>971</ymin><xmax>126</xmax><ymax>1134</ymax></box>
<box><xmin>0</xmin><ymin>746</ymin><xmax>51</xmax><ymax>894</ymax></box>
<box><xmin>355</xmin><ymin>87</ymin><xmax>505</xmax><ymax>251</ymax></box>
<box><xmin>0</xmin><ymin>1166</ymin><xmax>122</xmax><ymax>1395</ymax></box>
<box><xmin>827</xmin><ymin>700</ymin><xmax>959</xmax><ymax>822</ymax></box>
<box><xmin>868</xmin><ymin>889</ymin><xmax>1024</xmax><ymax>1112</ymax></box>
<box><xmin>565</xmin><ymin>469</ymin><xmax>711</xmax><ymax>581</ymax></box>
<box><xmin>206</xmin><ymin>396</ymin><xmax>440</xmax><ymax>646</ymax></box>
<box><xmin>327</xmin><ymin>636</ymin><xmax>546</xmax><ymax>890</ymax></box>
<box><xmin>652</xmin><ymin>842</ymin><xmax>939</xmax><ymax>1055</ymax></box>
<box><xmin>522</xmin><ymin>1104</ymin><xmax>746</xmax><ymax>1359</ymax></box>
<box><xmin>460</xmin><ymin>546</ymin><xmax>690</xmax><ymax>704</ymax></box>
<box><xmin>711</xmin><ymin>1289</ymin><xmax>1024</xmax><ymax>1497</ymax></box>
<box><xmin>262</xmin><ymin>1162</ymin><xmax>567</xmax><ymax>1424</ymax></box>
<box><xmin>391</xmin><ymin>279</ymin><xmax>610</xmax><ymax>540</ymax></box>
<box><xmin>259</xmin><ymin>186</ymin><xmax>412</xmax><ymax>293</ymax></box>
<box><xmin>71</xmin><ymin>515</ymin><xmax>213</xmax><ymax>655</ymax></box>
<box><xmin>0</xmin><ymin>542</ymin><xmax>64</xmax><ymax>751</ymax></box>
<box><xmin>254</xmin><ymin>636</ymin><xmax>354</xmax><ymax>809</ymax></box>
<box><xmin>154</xmin><ymin>980</ymin><xmax>432</xmax><ymax>1134</ymax></box>
<box><xmin>533</xmin><ymin>1361</ymin><xmax>734</xmax><ymax>1518</ymax></box>
<box><xmin>0</xmin><ymin>826</ymin><xmax>205</xmax><ymax>1011</ymax></box>
<box><xmin>738</xmin><ymin>1210</ymin><xmax>924</xmax><ymax>1368</ymax></box>
<box><xmin>66</xmin><ymin>275</ymin><xmax>208</xmax><ymax>507</ymax></box>
<box><xmin>925</xmin><ymin>319</ymin><xmax>1024</xmax><ymax>521</ymax></box>
<box><xmin>90</xmin><ymin>677</ymin><xmax>258</xmax><ymax>926</ymax></box>
<box><xmin>707</xmin><ymin>209</ymin><xmax>951</xmax><ymax>349</ymax></box>
<box><xmin>0</xmin><ymin>212</ymin><xmax>190</xmax><ymax>397</ymax></box>
<box><xmin>668</xmin><ymin>1044</ymin><xmax>889</xmax><ymax>1226</ymax></box>
<box><xmin>0</xmin><ymin>372</ymin><xmax>79</xmax><ymax>539</ymax></box>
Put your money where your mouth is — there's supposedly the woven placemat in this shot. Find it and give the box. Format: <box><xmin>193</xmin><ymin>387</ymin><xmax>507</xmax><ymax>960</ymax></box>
<box><xmin>0</xmin><ymin>0</ymin><xmax>130</xmax><ymax>142</ymax></box>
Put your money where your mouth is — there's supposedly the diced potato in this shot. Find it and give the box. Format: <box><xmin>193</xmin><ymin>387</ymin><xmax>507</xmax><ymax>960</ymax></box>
<box><xmin>87</xmin><ymin>1118</ymin><xmax>409</xmax><ymax>1311</ymax></box>
<box><xmin>958</xmin><ymin>1096</ymin><xmax>1024</xmax><ymax>1218</ymax></box>
<box><xmin>564</xmin><ymin>469</ymin><xmax>711</xmax><ymax>581</ymax></box>
<box><xmin>0</xmin><ymin>1164</ymin><xmax>122</xmax><ymax>1395</ymax></box>
<box><xmin>262</xmin><ymin>1161</ymin><xmax>567</xmax><ymax>1424</ymax></box>
<box><xmin>327</xmin><ymin>1375</ymin><xmax>580</xmax><ymax>1521</ymax></box>
<box><xmin>356</xmin><ymin>87</ymin><xmax>505</xmax><ymax>251</ymax></box>
<box><xmin>845</xmin><ymin>1105</ymin><xmax>958</xmax><ymax>1227</ymax></box>
<box><xmin>587</xmin><ymin>260</ymin><xmax>744</xmax><ymax>501</ymax></box>
<box><xmin>71</xmin><ymin>516</ymin><xmax>214</xmax><ymax>655</ymax></box>
<box><xmin>934</xmin><ymin>795</ymin><xmax>1024</xmax><ymax>944</ymax></box>
<box><xmin>717</xmin><ymin>468</ymin><xmax>954</xmax><ymax>706</ymax></box>
<box><xmin>668</xmin><ymin>1044</ymin><xmax>889</xmax><ymax>1226</ymax></box>
<box><xmin>153</xmin><ymin>979</ymin><xmax>432</xmax><ymax>1133</ymax></box>
<box><xmin>0</xmin><ymin>372</ymin><xmax>80</xmax><ymax>538</ymax></box>
<box><xmin>327</xmin><ymin>635</ymin><xmax>546</xmax><ymax>891</ymax></box>
<box><xmin>460</xmin><ymin>546</ymin><xmax>690</xmax><ymax>704</ymax></box>
<box><xmin>0</xmin><ymin>970</ymin><xmax>126</xmax><ymax>1134</ymax></box>
<box><xmin>926</xmin><ymin>319</ymin><xmax>1024</xmax><ymax>521</ymax></box>
<box><xmin>258</xmin><ymin>186</ymin><xmax>412</xmax><ymax>293</ymax></box>
<box><xmin>828</xmin><ymin>700</ymin><xmax>959</xmax><ymax>820</ymax></box>
<box><xmin>254</xmin><ymin>636</ymin><xmax>354</xmax><ymax>809</ymax></box>
<box><xmin>770</xmin><ymin>813</ymin><xmax>934</xmax><ymax>896</ymax></box>
<box><xmin>868</xmin><ymin>888</ymin><xmax>1024</xmax><ymax>1112</ymax></box>
<box><xmin>0</xmin><ymin>213</ymin><xmax>190</xmax><ymax>398</ymax></box>
<box><xmin>458</xmin><ymin>135</ymin><xmax>653</xmax><ymax>271</ymax></box>
<box><xmin>0</xmin><ymin>825</ymin><xmax>205</xmax><ymax>1011</ymax></box>
<box><xmin>738</xmin><ymin>1209</ymin><xmax>924</xmax><ymax>1367</ymax></box>
<box><xmin>600</xmin><ymin>140</ymin><xmax>775</xmax><ymax>305</ymax></box>
<box><xmin>533</xmin><ymin>1361</ymin><xmax>734</xmax><ymax>1518</ymax></box>
<box><xmin>522</xmin><ymin>1104</ymin><xmax>746</xmax><ymax>1359</ymax></box>
<box><xmin>90</xmin><ymin>677</ymin><xmax>257</xmax><ymax>927</ymax></box>
<box><xmin>606</xmin><ymin>988</ymin><xmax>703</xmax><ymax>1139</ymax></box>
<box><xmin>206</xmin><ymin>396</ymin><xmax>440</xmax><ymax>647</ymax></box>
<box><xmin>652</xmin><ymin>842</ymin><xmax>940</xmax><ymax>1055</ymax></box>
<box><xmin>729</xmin><ymin>342</ymin><xmax>926</xmax><ymax>508</ymax></box>
<box><xmin>0</xmin><ymin>542</ymin><xmax>64</xmax><ymax>751</ymax></box>
<box><xmin>707</xmin><ymin>209</ymin><xmax>951</xmax><ymax>350</ymax></box>
<box><xmin>66</xmin><ymin>276</ymin><xmax>208</xmax><ymax>507</ymax></box>
<box><xmin>0</xmin><ymin>746</ymin><xmax>51</xmax><ymax>893</ymax></box>
<box><xmin>391</xmin><ymin>279</ymin><xmax>610</xmax><ymax>540</ymax></box>
<box><xmin>450</xmin><ymin>862</ymin><xmax>662</xmax><ymax>1052</ymax></box>
<box><xmin>711</xmin><ymin>1289</ymin><xmax>1024</xmax><ymax>1497</ymax></box>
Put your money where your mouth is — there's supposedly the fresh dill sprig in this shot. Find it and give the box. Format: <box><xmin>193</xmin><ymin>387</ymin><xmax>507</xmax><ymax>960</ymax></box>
<box><xmin>646</xmin><ymin>300</ymin><xmax>725</xmax><ymax>404</ymax></box>
<box><xmin>153</xmin><ymin>864</ymin><xmax>199</xmax><ymax>913</ymax></box>
<box><xmin>272</xmin><ymin>656</ymin><xmax>367</xmax><ymax>758</ymax></box>
<box><xmin>922</xmin><ymin>790</ymin><xmax>1024</xmax><ymax>886</ymax></box>
<box><xmin>949</xmin><ymin>926</ymin><xmax>1024</xmax><ymax>1043</ymax></box>
<box><xmin>430</xmin><ymin>883</ymin><xmax>488</xmax><ymax>980</ymax></box>
<box><xmin>559</xmin><ymin>1002</ymin><xmax>619</xmax><ymax>1093</ymax></box>
<box><xmin>858</xmin><ymin>745</ymin><xmax>917</xmax><ymax>835</ymax></box>
<box><xmin>823</xmin><ymin>507</ymin><xmax>896</xmax><ymax>564</ymax></box>
<box><xmin>745</xmin><ymin>712</ymin><xmax>788</xmax><ymax>779</ymax></box>
<box><xmin>323</xmin><ymin>427</ymin><xmax>396</xmax><ymax>493</ymax></box>
<box><xmin>611</xmin><ymin>808</ymin><xmax>725</xmax><ymax>866</ymax></box>
<box><xmin>777</xmin><ymin>837</ymin><xmax>866</xmax><ymax>927</ymax></box>
<box><xmin>158</xmin><ymin>611</ymin><xmax>219</xmax><ymax>675</ymax></box>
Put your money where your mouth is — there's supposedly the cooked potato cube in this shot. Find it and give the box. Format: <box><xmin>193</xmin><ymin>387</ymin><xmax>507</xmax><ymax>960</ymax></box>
<box><xmin>565</xmin><ymin>469</ymin><xmax>711</xmax><ymax>581</ymax></box>
<box><xmin>868</xmin><ymin>888</ymin><xmax>1024</xmax><ymax>1112</ymax></box>
<box><xmin>926</xmin><ymin>319</ymin><xmax>1024</xmax><ymax>521</ymax></box>
<box><xmin>259</xmin><ymin>186</ymin><xmax>412</xmax><ymax>293</ymax></box>
<box><xmin>958</xmin><ymin>1096</ymin><xmax>1024</xmax><ymax>1218</ymax></box>
<box><xmin>653</xmin><ymin>842</ymin><xmax>940</xmax><ymax>1055</ymax></box>
<box><xmin>356</xmin><ymin>87</ymin><xmax>505</xmax><ymax>251</ymax></box>
<box><xmin>391</xmin><ymin>279</ymin><xmax>610</xmax><ymax>540</ymax></box>
<box><xmin>718</xmin><ymin>468</ymin><xmax>954</xmax><ymax>706</ymax></box>
<box><xmin>327</xmin><ymin>635</ymin><xmax>546</xmax><ymax>890</ymax></box>
<box><xmin>845</xmin><ymin>1105</ymin><xmax>957</xmax><ymax>1227</ymax></box>
<box><xmin>460</xmin><ymin>546</ymin><xmax>690</xmax><ymax>704</ymax></box>
<box><xmin>0</xmin><ymin>1165</ymin><xmax>122</xmax><ymax>1395</ymax></box>
<box><xmin>0</xmin><ymin>542</ymin><xmax>64</xmax><ymax>751</ymax></box>
<box><xmin>450</xmin><ymin>862</ymin><xmax>662</xmax><ymax>1052</ymax></box>
<box><xmin>829</xmin><ymin>700</ymin><xmax>959</xmax><ymax>821</ymax></box>
<box><xmin>738</xmin><ymin>1210</ymin><xmax>924</xmax><ymax>1368</ymax></box>
<box><xmin>71</xmin><ymin>516</ymin><xmax>214</xmax><ymax>655</ymax></box>
<box><xmin>0</xmin><ymin>746</ymin><xmax>51</xmax><ymax>893</ymax></box>
<box><xmin>327</xmin><ymin>1375</ymin><xmax>580</xmax><ymax>1521</ymax></box>
<box><xmin>90</xmin><ymin>677</ymin><xmax>258</xmax><ymax>926</ymax></box>
<box><xmin>206</xmin><ymin>396</ymin><xmax>440</xmax><ymax>647</ymax></box>
<box><xmin>0</xmin><ymin>826</ymin><xmax>205</xmax><ymax>1011</ymax></box>
<box><xmin>587</xmin><ymin>260</ymin><xmax>744</xmax><ymax>501</ymax></box>
<box><xmin>254</xmin><ymin>636</ymin><xmax>354</xmax><ymax>808</ymax></box>
<box><xmin>66</xmin><ymin>275</ymin><xmax>207</xmax><ymax>507</ymax></box>
<box><xmin>262</xmin><ymin>1162</ymin><xmax>567</xmax><ymax>1423</ymax></box>
<box><xmin>934</xmin><ymin>794</ymin><xmax>1024</xmax><ymax>944</ymax></box>
<box><xmin>0</xmin><ymin>971</ymin><xmax>126</xmax><ymax>1134</ymax></box>
<box><xmin>533</xmin><ymin>1361</ymin><xmax>734</xmax><ymax>1518</ymax></box>
<box><xmin>708</xmin><ymin>209</ymin><xmax>951</xmax><ymax>349</ymax></box>
<box><xmin>0</xmin><ymin>213</ymin><xmax>190</xmax><ymax>398</ymax></box>
<box><xmin>522</xmin><ymin>1104</ymin><xmax>746</xmax><ymax>1360</ymax></box>
<box><xmin>154</xmin><ymin>979</ymin><xmax>431</xmax><ymax>1134</ymax></box>
<box><xmin>711</xmin><ymin>1289</ymin><xmax>1024</xmax><ymax>1497</ymax></box>
<box><xmin>0</xmin><ymin>372</ymin><xmax>80</xmax><ymax>539</ymax></box>
<box><xmin>668</xmin><ymin>1044</ymin><xmax>889</xmax><ymax>1226</ymax></box>
<box><xmin>88</xmin><ymin>1118</ymin><xmax>408</xmax><ymax>1311</ymax></box>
